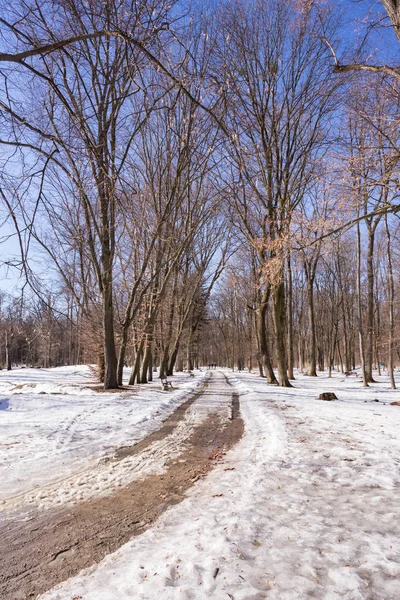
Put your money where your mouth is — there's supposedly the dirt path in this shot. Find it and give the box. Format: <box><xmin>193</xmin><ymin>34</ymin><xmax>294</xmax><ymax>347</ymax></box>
<box><xmin>0</xmin><ymin>372</ymin><xmax>243</xmax><ymax>600</ymax></box>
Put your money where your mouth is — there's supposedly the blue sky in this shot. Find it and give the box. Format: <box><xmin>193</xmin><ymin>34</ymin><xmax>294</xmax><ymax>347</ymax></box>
<box><xmin>339</xmin><ymin>0</ymin><xmax>399</xmax><ymax>62</ymax></box>
<box><xmin>0</xmin><ymin>0</ymin><xmax>399</xmax><ymax>297</ymax></box>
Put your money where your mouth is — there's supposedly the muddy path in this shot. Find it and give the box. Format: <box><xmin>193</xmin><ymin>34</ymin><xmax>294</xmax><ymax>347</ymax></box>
<box><xmin>0</xmin><ymin>372</ymin><xmax>244</xmax><ymax>600</ymax></box>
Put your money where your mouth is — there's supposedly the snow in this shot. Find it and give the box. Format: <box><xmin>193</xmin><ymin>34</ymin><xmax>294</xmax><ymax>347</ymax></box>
<box><xmin>2</xmin><ymin>366</ymin><xmax>400</xmax><ymax>598</ymax></box>
<box><xmin>0</xmin><ymin>365</ymin><xmax>208</xmax><ymax>511</ymax></box>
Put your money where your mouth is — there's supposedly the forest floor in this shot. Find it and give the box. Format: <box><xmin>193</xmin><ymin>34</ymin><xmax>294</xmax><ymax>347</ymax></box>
<box><xmin>1</xmin><ymin>366</ymin><xmax>400</xmax><ymax>599</ymax></box>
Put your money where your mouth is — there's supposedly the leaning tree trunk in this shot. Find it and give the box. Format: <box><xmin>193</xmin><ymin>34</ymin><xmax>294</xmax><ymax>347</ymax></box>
<box><xmin>128</xmin><ymin>338</ymin><xmax>144</xmax><ymax>385</ymax></box>
<box><xmin>167</xmin><ymin>340</ymin><xmax>180</xmax><ymax>376</ymax></box>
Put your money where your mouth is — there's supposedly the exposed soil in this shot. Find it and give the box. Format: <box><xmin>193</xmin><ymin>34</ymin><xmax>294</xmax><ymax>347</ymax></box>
<box><xmin>112</xmin><ymin>375</ymin><xmax>210</xmax><ymax>460</ymax></box>
<box><xmin>0</xmin><ymin>372</ymin><xmax>243</xmax><ymax>600</ymax></box>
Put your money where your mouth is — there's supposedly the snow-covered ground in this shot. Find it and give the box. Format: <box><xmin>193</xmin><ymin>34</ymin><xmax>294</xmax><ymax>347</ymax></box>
<box><xmin>0</xmin><ymin>365</ymin><xmax>208</xmax><ymax>510</ymax></box>
<box><xmin>35</xmin><ymin>368</ymin><xmax>400</xmax><ymax>600</ymax></box>
<box><xmin>2</xmin><ymin>366</ymin><xmax>400</xmax><ymax>598</ymax></box>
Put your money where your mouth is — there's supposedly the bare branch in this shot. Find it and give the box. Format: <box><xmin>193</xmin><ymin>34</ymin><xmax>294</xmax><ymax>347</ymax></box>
<box><xmin>334</xmin><ymin>62</ymin><xmax>400</xmax><ymax>80</ymax></box>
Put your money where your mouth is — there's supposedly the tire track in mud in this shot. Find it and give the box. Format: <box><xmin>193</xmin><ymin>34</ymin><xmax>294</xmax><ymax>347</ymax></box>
<box><xmin>1</xmin><ymin>374</ymin><xmax>211</xmax><ymax>513</ymax></box>
<box><xmin>0</xmin><ymin>372</ymin><xmax>244</xmax><ymax>600</ymax></box>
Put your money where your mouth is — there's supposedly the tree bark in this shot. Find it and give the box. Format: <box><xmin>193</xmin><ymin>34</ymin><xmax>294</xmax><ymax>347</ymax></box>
<box><xmin>306</xmin><ymin>274</ymin><xmax>317</xmax><ymax>377</ymax></box>
<box><xmin>102</xmin><ymin>274</ymin><xmax>118</xmax><ymax>389</ymax></box>
<box><xmin>357</xmin><ymin>222</ymin><xmax>369</xmax><ymax>387</ymax></box>
<box><xmin>381</xmin><ymin>0</ymin><xmax>400</xmax><ymax>43</ymax></box>
<box><xmin>272</xmin><ymin>281</ymin><xmax>292</xmax><ymax>387</ymax></box>
<box><xmin>385</xmin><ymin>213</ymin><xmax>396</xmax><ymax>389</ymax></box>
<box><xmin>128</xmin><ymin>339</ymin><xmax>144</xmax><ymax>385</ymax></box>
<box><xmin>365</xmin><ymin>229</ymin><xmax>377</xmax><ymax>382</ymax></box>
<box><xmin>140</xmin><ymin>328</ymin><xmax>154</xmax><ymax>383</ymax></box>
<box><xmin>186</xmin><ymin>330</ymin><xmax>194</xmax><ymax>371</ymax></box>
<box><xmin>257</xmin><ymin>288</ymin><xmax>278</xmax><ymax>384</ymax></box>
<box><xmin>167</xmin><ymin>341</ymin><xmax>180</xmax><ymax>376</ymax></box>
<box><xmin>5</xmin><ymin>331</ymin><xmax>11</xmax><ymax>371</ymax></box>
<box><xmin>337</xmin><ymin>257</ymin><xmax>351</xmax><ymax>372</ymax></box>
<box><xmin>287</xmin><ymin>254</ymin><xmax>295</xmax><ymax>380</ymax></box>
<box><xmin>116</xmin><ymin>329</ymin><xmax>128</xmax><ymax>387</ymax></box>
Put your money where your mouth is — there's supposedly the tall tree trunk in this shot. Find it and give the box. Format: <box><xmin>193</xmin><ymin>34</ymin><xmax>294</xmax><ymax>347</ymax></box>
<box><xmin>102</xmin><ymin>273</ymin><xmax>118</xmax><ymax>389</ymax></box>
<box><xmin>336</xmin><ymin>257</ymin><xmax>351</xmax><ymax>372</ymax></box>
<box><xmin>140</xmin><ymin>328</ymin><xmax>154</xmax><ymax>383</ymax></box>
<box><xmin>5</xmin><ymin>331</ymin><xmax>11</xmax><ymax>371</ymax></box>
<box><xmin>253</xmin><ymin>307</ymin><xmax>264</xmax><ymax>377</ymax></box>
<box><xmin>298</xmin><ymin>339</ymin><xmax>303</xmax><ymax>373</ymax></box>
<box><xmin>357</xmin><ymin>222</ymin><xmax>369</xmax><ymax>387</ymax></box>
<box><xmin>272</xmin><ymin>280</ymin><xmax>292</xmax><ymax>387</ymax></box>
<box><xmin>167</xmin><ymin>340</ymin><xmax>180</xmax><ymax>376</ymax></box>
<box><xmin>98</xmin><ymin>350</ymin><xmax>105</xmax><ymax>383</ymax></box>
<box><xmin>128</xmin><ymin>338</ymin><xmax>144</xmax><ymax>385</ymax></box>
<box><xmin>342</xmin><ymin>309</ymin><xmax>351</xmax><ymax>372</ymax></box>
<box><xmin>68</xmin><ymin>298</ymin><xmax>74</xmax><ymax>366</ymax></box>
<box><xmin>375</xmin><ymin>298</ymin><xmax>381</xmax><ymax>376</ymax></box>
<box><xmin>318</xmin><ymin>344</ymin><xmax>324</xmax><ymax>372</ymax></box>
<box><xmin>385</xmin><ymin>214</ymin><xmax>396</xmax><ymax>389</ymax></box>
<box><xmin>328</xmin><ymin>324</ymin><xmax>338</xmax><ymax>378</ymax></box>
<box><xmin>117</xmin><ymin>327</ymin><xmax>129</xmax><ymax>386</ymax></box>
<box><xmin>75</xmin><ymin>309</ymin><xmax>82</xmax><ymax>366</ymax></box>
<box><xmin>337</xmin><ymin>344</ymin><xmax>344</xmax><ymax>374</ymax></box>
<box><xmin>365</xmin><ymin>230</ymin><xmax>376</xmax><ymax>383</ymax></box>
<box><xmin>247</xmin><ymin>308</ymin><xmax>253</xmax><ymax>373</ymax></box>
<box><xmin>159</xmin><ymin>276</ymin><xmax>178</xmax><ymax>379</ymax></box>
<box><xmin>147</xmin><ymin>347</ymin><xmax>153</xmax><ymax>382</ymax></box>
<box><xmin>287</xmin><ymin>254</ymin><xmax>295</xmax><ymax>380</ymax></box>
<box><xmin>186</xmin><ymin>329</ymin><xmax>194</xmax><ymax>371</ymax></box>
<box><xmin>306</xmin><ymin>274</ymin><xmax>317</xmax><ymax>377</ymax></box>
<box><xmin>258</xmin><ymin>288</ymin><xmax>278</xmax><ymax>384</ymax></box>
<box><xmin>159</xmin><ymin>351</ymin><xmax>168</xmax><ymax>379</ymax></box>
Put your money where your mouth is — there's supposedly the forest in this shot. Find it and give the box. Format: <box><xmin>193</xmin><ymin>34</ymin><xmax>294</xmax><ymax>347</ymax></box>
<box><xmin>0</xmin><ymin>0</ymin><xmax>399</xmax><ymax>389</ymax></box>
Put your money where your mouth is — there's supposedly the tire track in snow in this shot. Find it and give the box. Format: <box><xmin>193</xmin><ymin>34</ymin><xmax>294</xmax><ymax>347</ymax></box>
<box><xmin>0</xmin><ymin>372</ymin><xmax>244</xmax><ymax>600</ymax></box>
<box><xmin>1</xmin><ymin>375</ymin><xmax>211</xmax><ymax>515</ymax></box>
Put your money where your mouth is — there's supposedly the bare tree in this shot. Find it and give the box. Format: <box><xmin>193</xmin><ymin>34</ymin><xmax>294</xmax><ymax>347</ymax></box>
<box><xmin>213</xmin><ymin>0</ymin><xmax>340</xmax><ymax>386</ymax></box>
<box><xmin>0</xmin><ymin>0</ymin><xmax>179</xmax><ymax>387</ymax></box>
